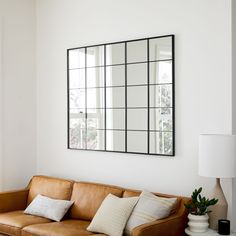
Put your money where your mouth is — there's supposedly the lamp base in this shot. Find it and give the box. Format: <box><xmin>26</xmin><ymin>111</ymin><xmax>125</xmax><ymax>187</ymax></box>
<box><xmin>208</xmin><ymin>178</ymin><xmax>228</xmax><ymax>230</ymax></box>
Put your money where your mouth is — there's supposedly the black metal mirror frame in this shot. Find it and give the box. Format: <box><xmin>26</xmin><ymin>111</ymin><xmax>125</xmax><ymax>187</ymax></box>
<box><xmin>67</xmin><ymin>34</ymin><xmax>175</xmax><ymax>156</ymax></box>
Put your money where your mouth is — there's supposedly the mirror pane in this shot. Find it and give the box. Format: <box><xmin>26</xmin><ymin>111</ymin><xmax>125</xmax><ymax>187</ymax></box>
<box><xmin>127</xmin><ymin>86</ymin><xmax>147</xmax><ymax>108</ymax></box>
<box><xmin>127</xmin><ymin>131</ymin><xmax>147</xmax><ymax>153</ymax></box>
<box><xmin>150</xmin><ymin>108</ymin><xmax>172</xmax><ymax>131</ymax></box>
<box><xmin>106</xmin><ymin>43</ymin><xmax>125</xmax><ymax>65</ymax></box>
<box><xmin>69</xmin><ymin>69</ymin><xmax>85</xmax><ymax>89</ymax></box>
<box><xmin>127</xmin><ymin>109</ymin><xmax>147</xmax><ymax>130</ymax></box>
<box><xmin>106</xmin><ymin>109</ymin><xmax>125</xmax><ymax>130</ymax></box>
<box><xmin>106</xmin><ymin>130</ymin><xmax>125</xmax><ymax>152</ymax></box>
<box><xmin>149</xmin><ymin>131</ymin><xmax>173</xmax><ymax>155</ymax></box>
<box><xmin>87</xmin><ymin>109</ymin><xmax>105</xmax><ymax>130</ymax></box>
<box><xmin>70</xmin><ymin>89</ymin><xmax>85</xmax><ymax>109</ymax></box>
<box><xmin>127</xmin><ymin>63</ymin><xmax>147</xmax><ymax>86</ymax></box>
<box><xmin>69</xmin><ymin>110</ymin><xmax>86</xmax><ymax>149</ymax></box>
<box><xmin>149</xmin><ymin>85</ymin><xmax>172</xmax><ymax>108</ymax></box>
<box><xmin>106</xmin><ymin>87</ymin><xmax>125</xmax><ymax>108</ymax></box>
<box><xmin>127</xmin><ymin>40</ymin><xmax>147</xmax><ymax>63</ymax></box>
<box><xmin>87</xmin><ymin>88</ymin><xmax>105</xmax><ymax>108</ymax></box>
<box><xmin>87</xmin><ymin>67</ymin><xmax>104</xmax><ymax>88</ymax></box>
<box><xmin>106</xmin><ymin>65</ymin><xmax>125</xmax><ymax>87</ymax></box>
<box><xmin>69</xmin><ymin>48</ymin><xmax>85</xmax><ymax>69</ymax></box>
<box><xmin>69</xmin><ymin>128</ymin><xmax>86</xmax><ymax>149</ymax></box>
<box><xmin>149</xmin><ymin>37</ymin><xmax>172</xmax><ymax>61</ymax></box>
<box><xmin>150</xmin><ymin>61</ymin><xmax>172</xmax><ymax>84</ymax></box>
<box><xmin>87</xmin><ymin>46</ymin><xmax>104</xmax><ymax>67</ymax></box>
<box><xmin>87</xmin><ymin>128</ymin><xmax>105</xmax><ymax>150</ymax></box>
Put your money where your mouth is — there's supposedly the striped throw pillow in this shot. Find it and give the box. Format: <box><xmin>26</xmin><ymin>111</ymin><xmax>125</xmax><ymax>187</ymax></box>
<box><xmin>125</xmin><ymin>191</ymin><xmax>177</xmax><ymax>235</ymax></box>
<box><xmin>87</xmin><ymin>194</ymin><xmax>138</xmax><ymax>236</ymax></box>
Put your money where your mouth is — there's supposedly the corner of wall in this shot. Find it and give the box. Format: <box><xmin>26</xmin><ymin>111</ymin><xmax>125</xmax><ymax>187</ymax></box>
<box><xmin>231</xmin><ymin>0</ymin><xmax>236</xmax><ymax>231</ymax></box>
<box><xmin>0</xmin><ymin>18</ymin><xmax>3</xmax><ymax>190</ymax></box>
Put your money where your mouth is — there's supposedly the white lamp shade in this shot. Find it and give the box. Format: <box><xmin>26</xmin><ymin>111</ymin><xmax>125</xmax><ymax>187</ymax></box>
<box><xmin>199</xmin><ymin>134</ymin><xmax>236</xmax><ymax>178</ymax></box>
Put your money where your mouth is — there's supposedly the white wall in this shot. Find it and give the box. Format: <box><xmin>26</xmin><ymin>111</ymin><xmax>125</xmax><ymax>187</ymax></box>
<box><xmin>0</xmin><ymin>0</ymin><xmax>37</xmax><ymax>190</ymax></box>
<box><xmin>36</xmin><ymin>0</ymin><xmax>233</xmax><ymax>214</ymax></box>
<box><xmin>232</xmin><ymin>0</ymin><xmax>236</xmax><ymax>230</ymax></box>
<box><xmin>0</xmin><ymin>18</ymin><xmax>3</xmax><ymax>190</ymax></box>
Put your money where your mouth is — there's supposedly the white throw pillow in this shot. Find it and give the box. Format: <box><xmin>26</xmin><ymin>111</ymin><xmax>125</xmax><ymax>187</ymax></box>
<box><xmin>87</xmin><ymin>194</ymin><xmax>138</xmax><ymax>236</ymax></box>
<box><xmin>24</xmin><ymin>194</ymin><xmax>73</xmax><ymax>222</ymax></box>
<box><xmin>125</xmin><ymin>191</ymin><xmax>177</xmax><ymax>235</ymax></box>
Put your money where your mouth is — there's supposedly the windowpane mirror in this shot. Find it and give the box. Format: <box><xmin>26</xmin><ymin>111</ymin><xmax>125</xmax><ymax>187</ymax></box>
<box><xmin>68</xmin><ymin>35</ymin><xmax>174</xmax><ymax>156</ymax></box>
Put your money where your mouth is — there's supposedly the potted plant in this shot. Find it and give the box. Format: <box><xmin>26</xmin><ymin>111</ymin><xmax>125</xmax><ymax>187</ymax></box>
<box><xmin>185</xmin><ymin>187</ymin><xmax>218</xmax><ymax>233</ymax></box>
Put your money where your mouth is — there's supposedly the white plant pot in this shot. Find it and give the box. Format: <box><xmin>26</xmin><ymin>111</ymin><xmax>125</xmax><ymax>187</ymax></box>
<box><xmin>188</xmin><ymin>213</ymin><xmax>209</xmax><ymax>233</ymax></box>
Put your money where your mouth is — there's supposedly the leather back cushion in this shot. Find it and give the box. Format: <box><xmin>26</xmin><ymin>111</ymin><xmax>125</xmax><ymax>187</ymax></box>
<box><xmin>70</xmin><ymin>182</ymin><xmax>123</xmax><ymax>220</ymax></box>
<box><xmin>123</xmin><ymin>190</ymin><xmax>180</xmax><ymax>215</ymax></box>
<box><xmin>27</xmin><ymin>176</ymin><xmax>74</xmax><ymax>205</ymax></box>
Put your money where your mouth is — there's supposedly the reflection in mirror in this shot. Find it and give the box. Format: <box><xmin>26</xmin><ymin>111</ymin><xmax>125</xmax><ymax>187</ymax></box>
<box><xmin>87</xmin><ymin>109</ymin><xmax>105</xmax><ymax>130</ymax></box>
<box><xmin>68</xmin><ymin>35</ymin><xmax>174</xmax><ymax>155</ymax></box>
<box><xmin>149</xmin><ymin>37</ymin><xmax>172</xmax><ymax>61</ymax></box>
<box><xmin>106</xmin><ymin>65</ymin><xmax>125</xmax><ymax>87</ymax></box>
<box><xmin>87</xmin><ymin>67</ymin><xmax>104</xmax><ymax>88</ymax></box>
<box><xmin>127</xmin><ymin>63</ymin><xmax>147</xmax><ymax>85</ymax></box>
<box><xmin>127</xmin><ymin>40</ymin><xmax>147</xmax><ymax>63</ymax></box>
<box><xmin>106</xmin><ymin>87</ymin><xmax>125</xmax><ymax>108</ymax></box>
<box><xmin>87</xmin><ymin>129</ymin><xmax>105</xmax><ymax>150</ymax></box>
<box><xmin>70</xmin><ymin>89</ymin><xmax>85</xmax><ymax>109</ymax></box>
<box><xmin>106</xmin><ymin>130</ymin><xmax>125</xmax><ymax>152</ymax></box>
<box><xmin>106</xmin><ymin>109</ymin><xmax>125</xmax><ymax>130</ymax></box>
<box><xmin>69</xmin><ymin>48</ymin><xmax>85</xmax><ymax>69</ymax></box>
<box><xmin>127</xmin><ymin>109</ymin><xmax>147</xmax><ymax>130</ymax></box>
<box><xmin>87</xmin><ymin>46</ymin><xmax>104</xmax><ymax>67</ymax></box>
<box><xmin>149</xmin><ymin>85</ymin><xmax>172</xmax><ymax>108</ymax></box>
<box><xmin>150</xmin><ymin>108</ymin><xmax>172</xmax><ymax>131</ymax></box>
<box><xmin>69</xmin><ymin>127</ymin><xmax>86</xmax><ymax>149</ymax></box>
<box><xmin>69</xmin><ymin>69</ymin><xmax>85</xmax><ymax>89</ymax></box>
<box><xmin>127</xmin><ymin>131</ymin><xmax>147</xmax><ymax>153</ymax></box>
<box><xmin>149</xmin><ymin>131</ymin><xmax>173</xmax><ymax>155</ymax></box>
<box><xmin>87</xmin><ymin>88</ymin><xmax>104</xmax><ymax>108</ymax></box>
<box><xmin>69</xmin><ymin>109</ymin><xmax>86</xmax><ymax>149</ymax></box>
<box><xmin>150</xmin><ymin>61</ymin><xmax>172</xmax><ymax>84</ymax></box>
<box><xmin>106</xmin><ymin>43</ymin><xmax>125</xmax><ymax>65</ymax></box>
<box><xmin>127</xmin><ymin>86</ymin><xmax>147</xmax><ymax>108</ymax></box>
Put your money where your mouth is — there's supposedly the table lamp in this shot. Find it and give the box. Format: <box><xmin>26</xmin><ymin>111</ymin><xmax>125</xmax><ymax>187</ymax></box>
<box><xmin>198</xmin><ymin>134</ymin><xmax>236</xmax><ymax>230</ymax></box>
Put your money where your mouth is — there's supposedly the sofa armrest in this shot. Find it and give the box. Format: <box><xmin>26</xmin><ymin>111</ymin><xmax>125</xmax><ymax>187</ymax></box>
<box><xmin>131</xmin><ymin>198</ymin><xmax>189</xmax><ymax>236</ymax></box>
<box><xmin>131</xmin><ymin>214</ymin><xmax>186</xmax><ymax>236</ymax></box>
<box><xmin>0</xmin><ymin>189</ymin><xmax>29</xmax><ymax>213</ymax></box>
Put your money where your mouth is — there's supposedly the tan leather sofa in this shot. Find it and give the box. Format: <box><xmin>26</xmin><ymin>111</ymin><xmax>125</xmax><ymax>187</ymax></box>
<box><xmin>0</xmin><ymin>176</ymin><xmax>190</xmax><ymax>236</ymax></box>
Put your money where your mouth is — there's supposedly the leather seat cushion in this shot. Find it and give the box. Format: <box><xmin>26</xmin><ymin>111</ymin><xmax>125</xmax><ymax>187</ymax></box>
<box><xmin>0</xmin><ymin>211</ymin><xmax>51</xmax><ymax>236</ymax></box>
<box><xmin>69</xmin><ymin>182</ymin><xmax>123</xmax><ymax>220</ymax></box>
<box><xmin>27</xmin><ymin>176</ymin><xmax>74</xmax><ymax>204</ymax></box>
<box><xmin>22</xmin><ymin>220</ymin><xmax>106</xmax><ymax>236</ymax></box>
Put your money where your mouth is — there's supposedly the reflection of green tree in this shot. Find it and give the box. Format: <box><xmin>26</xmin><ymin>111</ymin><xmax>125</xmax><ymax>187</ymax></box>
<box><xmin>159</xmin><ymin>132</ymin><xmax>172</xmax><ymax>155</ymax></box>
<box><xmin>159</xmin><ymin>86</ymin><xmax>173</xmax><ymax>154</ymax></box>
<box><xmin>70</xmin><ymin>127</ymin><xmax>86</xmax><ymax>148</ymax></box>
<box><xmin>161</xmin><ymin>86</ymin><xmax>171</xmax><ymax>107</ymax></box>
<box><xmin>87</xmin><ymin>118</ymin><xmax>98</xmax><ymax>149</ymax></box>
<box><xmin>87</xmin><ymin>128</ymin><xmax>97</xmax><ymax>149</ymax></box>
